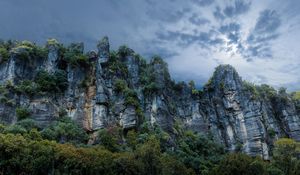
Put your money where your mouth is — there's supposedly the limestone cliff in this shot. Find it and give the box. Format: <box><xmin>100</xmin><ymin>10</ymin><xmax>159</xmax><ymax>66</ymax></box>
<box><xmin>0</xmin><ymin>38</ymin><xmax>299</xmax><ymax>159</ymax></box>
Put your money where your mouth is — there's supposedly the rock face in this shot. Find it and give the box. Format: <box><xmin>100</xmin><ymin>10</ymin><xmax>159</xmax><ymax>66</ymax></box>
<box><xmin>0</xmin><ymin>38</ymin><xmax>299</xmax><ymax>159</ymax></box>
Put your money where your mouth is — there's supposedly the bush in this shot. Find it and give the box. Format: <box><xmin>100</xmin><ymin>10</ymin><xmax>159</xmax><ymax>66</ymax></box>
<box><xmin>272</xmin><ymin>138</ymin><xmax>300</xmax><ymax>175</ymax></box>
<box><xmin>98</xmin><ymin>127</ymin><xmax>122</xmax><ymax>152</ymax></box>
<box><xmin>114</xmin><ymin>79</ymin><xmax>128</xmax><ymax>93</ymax></box>
<box><xmin>268</xmin><ymin>128</ymin><xmax>276</xmax><ymax>138</ymax></box>
<box><xmin>46</xmin><ymin>38</ymin><xmax>59</xmax><ymax>47</ymax></box>
<box><xmin>0</xmin><ymin>47</ymin><xmax>9</xmax><ymax>63</ymax></box>
<box><xmin>15</xmin><ymin>80</ymin><xmax>37</xmax><ymax>96</ymax></box>
<box><xmin>63</xmin><ymin>45</ymin><xmax>89</xmax><ymax>67</ymax></box>
<box><xmin>173</xmin><ymin>131</ymin><xmax>225</xmax><ymax>174</ymax></box>
<box><xmin>35</xmin><ymin>70</ymin><xmax>68</xmax><ymax>93</ymax></box>
<box><xmin>3</xmin><ymin>125</ymin><xmax>27</xmax><ymax>134</ymax></box>
<box><xmin>41</xmin><ymin>117</ymin><xmax>88</xmax><ymax>144</ymax></box>
<box><xmin>11</xmin><ymin>41</ymin><xmax>47</xmax><ymax>60</ymax></box>
<box><xmin>107</xmin><ymin>52</ymin><xmax>128</xmax><ymax>77</ymax></box>
<box><xmin>211</xmin><ymin>153</ymin><xmax>265</xmax><ymax>175</ymax></box>
<box><xmin>16</xmin><ymin>107</ymin><xmax>31</xmax><ymax>120</ymax></box>
<box><xmin>16</xmin><ymin>119</ymin><xmax>38</xmax><ymax>131</ymax></box>
<box><xmin>124</xmin><ymin>89</ymin><xmax>140</xmax><ymax>108</ymax></box>
<box><xmin>118</xmin><ymin>45</ymin><xmax>133</xmax><ymax>57</ymax></box>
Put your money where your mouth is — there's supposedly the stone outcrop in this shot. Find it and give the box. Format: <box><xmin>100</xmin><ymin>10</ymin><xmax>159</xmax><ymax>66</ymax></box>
<box><xmin>0</xmin><ymin>38</ymin><xmax>299</xmax><ymax>159</ymax></box>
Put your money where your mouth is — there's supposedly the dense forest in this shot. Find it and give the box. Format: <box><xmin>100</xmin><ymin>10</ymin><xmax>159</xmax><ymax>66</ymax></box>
<box><xmin>0</xmin><ymin>118</ymin><xmax>299</xmax><ymax>175</ymax></box>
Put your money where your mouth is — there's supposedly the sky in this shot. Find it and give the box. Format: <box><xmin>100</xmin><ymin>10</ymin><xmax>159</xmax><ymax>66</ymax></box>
<box><xmin>0</xmin><ymin>0</ymin><xmax>299</xmax><ymax>91</ymax></box>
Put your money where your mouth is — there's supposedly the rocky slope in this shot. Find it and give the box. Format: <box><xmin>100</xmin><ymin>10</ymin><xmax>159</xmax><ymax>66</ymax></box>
<box><xmin>0</xmin><ymin>37</ymin><xmax>299</xmax><ymax>159</ymax></box>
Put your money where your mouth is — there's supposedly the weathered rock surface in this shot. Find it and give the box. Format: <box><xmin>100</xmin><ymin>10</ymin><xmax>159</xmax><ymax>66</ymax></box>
<box><xmin>0</xmin><ymin>38</ymin><xmax>299</xmax><ymax>159</ymax></box>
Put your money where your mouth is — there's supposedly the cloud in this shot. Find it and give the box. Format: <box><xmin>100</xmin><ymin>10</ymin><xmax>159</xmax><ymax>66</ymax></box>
<box><xmin>156</xmin><ymin>30</ymin><xmax>223</xmax><ymax>48</ymax></box>
<box><xmin>245</xmin><ymin>9</ymin><xmax>281</xmax><ymax>58</ymax></box>
<box><xmin>189</xmin><ymin>14</ymin><xmax>210</xmax><ymax>25</ymax></box>
<box><xmin>219</xmin><ymin>23</ymin><xmax>241</xmax><ymax>44</ymax></box>
<box><xmin>192</xmin><ymin>0</ymin><xmax>215</xmax><ymax>7</ymax></box>
<box><xmin>213</xmin><ymin>0</ymin><xmax>251</xmax><ymax>20</ymax></box>
<box><xmin>254</xmin><ymin>10</ymin><xmax>281</xmax><ymax>34</ymax></box>
<box><xmin>223</xmin><ymin>0</ymin><xmax>252</xmax><ymax>17</ymax></box>
<box><xmin>213</xmin><ymin>6</ymin><xmax>226</xmax><ymax>20</ymax></box>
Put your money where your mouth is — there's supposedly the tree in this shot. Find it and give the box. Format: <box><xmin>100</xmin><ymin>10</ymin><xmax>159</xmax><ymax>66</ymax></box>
<box><xmin>210</xmin><ymin>153</ymin><xmax>266</xmax><ymax>175</ymax></box>
<box><xmin>272</xmin><ymin>138</ymin><xmax>300</xmax><ymax>175</ymax></box>
<box><xmin>135</xmin><ymin>136</ymin><xmax>162</xmax><ymax>175</ymax></box>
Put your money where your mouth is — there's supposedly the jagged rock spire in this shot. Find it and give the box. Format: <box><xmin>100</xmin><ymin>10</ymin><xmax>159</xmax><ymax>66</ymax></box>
<box><xmin>45</xmin><ymin>39</ymin><xmax>60</xmax><ymax>72</ymax></box>
<box><xmin>209</xmin><ymin>64</ymin><xmax>243</xmax><ymax>91</ymax></box>
<box><xmin>97</xmin><ymin>36</ymin><xmax>110</xmax><ymax>63</ymax></box>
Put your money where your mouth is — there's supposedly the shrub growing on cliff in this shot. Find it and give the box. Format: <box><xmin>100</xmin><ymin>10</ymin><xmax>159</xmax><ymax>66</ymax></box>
<box><xmin>63</xmin><ymin>45</ymin><xmax>89</xmax><ymax>67</ymax></box>
<box><xmin>11</xmin><ymin>41</ymin><xmax>47</xmax><ymax>60</ymax></box>
<box><xmin>0</xmin><ymin>47</ymin><xmax>9</xmax><ymax>63</ymax></box>
<box><xmin>15</xmin><ymin>80</ymin><xmax>37</xmax><ymax>96</ymax></box>
<box><xmin>35</xmin><ymin>70</ymin><xmax>68</xmax><ymax>93</ymax></box>
<box><xmin>114</xmin><ymin>79</ymin><xmax>128</xmax><ymax>93</ymax></box>
<box><xmin>107</xmin><ymin>51</ymin><xmax>128</xmax><ymax>77</ymax></box>
<box><xmin>16</xmin><ymin>107</ymin><xmax>31</xmax><ymax>120</ymax></box>
<box><xmin>118</xmin><ymin>45</ymin><xmax>134</xmax><ymax>58</ymax></box>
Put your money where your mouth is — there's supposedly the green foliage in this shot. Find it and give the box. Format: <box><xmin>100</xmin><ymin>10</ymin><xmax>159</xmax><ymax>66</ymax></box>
<box><xmin>142</xmin><ymin>82</ymin><xmax>159</xmax><ymax>95</ymax></box>
<box><xmin>242</xmin><ymin>81</ymin><xmax>259</xmax><ymax>98</ymax></box>
<box><xmin>268</xmin><ymin>128</ymin><xmax>276</xmax><ymax>138</ymax></box>
<box><xmin>107</xmin><ymin>51</ymin><xmax>128</xmax><ymax>77</ymax></box>
<box><xmin>0</xmin><ymin>132</ymin><xmax>194</xmax><ymax>175</ymax></box>
<box><xmin>151</xmin><ymin>55</ymin><xmax>165</xmax><ymax>65</ymax></box>
<box><xmin>0</xmin><ymin>47</ymin><xmax>9</xmax><ymax>63</ymax></box>
<box><xmin>0</xmin><ymin>84</ymin><xmax>15</xmax><ymax>106</ymax></box>
<box><xmin>272</xmin><ymin>138</ymin><xmax>300</xmax><ymax>175</ymax></box>
<box><xmin>3</xmin><ymin>124</ymin><xmax>27</xmax><ymax>135</ymax></box>
<box><xmin>114</xmin><ymin>79</ymin><xmax>128</xmax><ymax>93</ymax></box>
<box><xmin>139</xmin><ymin>65</ymin><xmax>159</xmax><ymax>95</ymax></box>
<box><xmin>173</xmin><ymin>81</ymin><xmax>185</xmax><ymax>92</ymax></box>
<box><xmin>41</xmin><ymin>117</ymin><xmax>88</xmax><ymax>144</ymax></box>
<box><xmin>135</xmin><ymin>136</ymin><xmax>162</xmax><ymax>174</ymax></box>
<box><xmin>16</xmin><ymin>107</ymin><xmax>31</xmax><ymax>120</ymax></box>
<box><xmin>35</xmin><ymin>70</ymin><xmax>68</xmax><ymax>93</ymax></box>
<box><xmin>267</xmin><ymin>166</ymin><xmax>285</xmax><ymax>175</ymax></box>
<box><xmin>0</xmin><ymin>124</ymin><xmax>298</xmax><ymax>175</ymax></box>
<box><xmin>124</xmin><ymin>88</ymin><xmax>140</xmax><ymax>108</ymax></box>
<box><xmin>63</xmin><ymin>45</ymin><xmax>89</xmax><ymax>67</ymax></box>
<box><xmin>192</xmin><ymin>89</ymin><xmax>201</xmax><ymax>96</ymax></box>
<box><xmin>118</xmin><ymin>45</ymin><xmax>133</xmax><ymax>57</ymax></box>
<box><xmin>11</xmin><ymin>41</ymin><xmax>47</xmax><ymax>60</ymax></box>
<box><xmin>98</xmin><ymin>127</ymin><xmax>122</xmax><ymax>152</ymax></box>
<box><xmin>211</xmin><ymin>153</ymin><xmax>267</xmax><ymax>175</ymax></box>
<box><xmin>256</xmin><ymin>84</ymin><xmax>277</xmax><ymax>99</ymax></box>
<box><xmin>173</xmin><ymin>131</ymin><xmax>225</xmax><ymax>174</ymax></box>
<box><xmin>46</xmin><ymin>38</ymin><xmax>59</xmax><ymax>46</ymax></box>
<box><xmin>15</xmin><ymin>80</ymin><xmax>37</xmax><ymax>96</ymax></box>
<box><xmin>291</xmin><ymin>91</ymin><xmax>300</xmax><ymax>101</ymax></box>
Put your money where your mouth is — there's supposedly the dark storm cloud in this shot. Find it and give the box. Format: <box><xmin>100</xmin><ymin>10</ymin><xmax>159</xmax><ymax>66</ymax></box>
<box><xmin>246</xmin><ymin>10</ymin><xmax>281</xmax><ymax>58</ymax></box>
